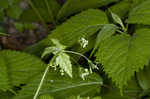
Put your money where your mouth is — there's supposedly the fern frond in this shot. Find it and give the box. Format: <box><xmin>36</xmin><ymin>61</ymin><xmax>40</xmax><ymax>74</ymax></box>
<box><xmin>24</xmin><ymin>9</ymin><xmax>108</xmax><ymax>56</ymax></box>
<box><xmin>0</xmin><ymin>50</ymin><xmax>46</xmax><ymax>91</ymax></box>
<box><xmin>96</xmin><ymin>28</ymin><xmax>150</xmax><ymax>88</ymax></box>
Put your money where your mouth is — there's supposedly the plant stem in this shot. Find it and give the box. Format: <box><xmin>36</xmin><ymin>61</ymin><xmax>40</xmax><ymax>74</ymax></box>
<box><xmin>27</xmin><ymin>0</ymin><xmax>49</xmax><ymax>31</ymax></box>
<box><xmin>33</xmin><ymin>56</ymin><xmax>57</xmax><ymax>99</ymax></box>
<box><xmin>33</xmin><ymin>65</ymin><xmax>50</xmax><ymax>99</ymax></box>
<box><xmin>64</xmin><ymin>50</ymin><xmax>90</xmax><ymax>62</ymax></box>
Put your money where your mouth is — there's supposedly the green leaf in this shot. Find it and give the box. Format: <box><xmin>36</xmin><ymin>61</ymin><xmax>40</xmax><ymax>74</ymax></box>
<box><xmin>57</xmin><ymin>0</ymin><xmax>119</xmax><ymax>20</ymax></box>
<box><xmin>0</xmin><ymin>50</ymin><xmax>46</xmax><ymax>91</ymax></box>
<box><xmin>0</xmin><ymin>0</ymin><xmax>9</xmax><ymax>8</ymax></box>
<box><xmin>14</xmin><ymin>22</ymin><xmax>24</xmax><ymax>32</ymax></box>
<box><xmin>110</xmin><ymin>0</ymin><xmax>131</xmax><ymax>18</ymax></box>
<box><xmin>111</xmin><ymin>11</ymin><xmax>126</xmax><ymax>31</ymax></box>
<box><xmin>13</xmin><ymin>68</ymin><xmax>103</xmax><ymax>99</ymax></box>
<box><xmin>41</xmin><ymin>46</ymin><xmax>58</xmax><ymax>58</ymax></box>
<box><xmin>102</xmin><ymin>89</ymin><xmax>133</xmax><ymax>99</ymax></box>
<box><xmin>92</xmin><ymin>96</ymin><xmax>102</xmax><ymax>99</ymax></box>
<box><xmin>127</xmin><ymin>0</ymin><xmax>150</xmax><ymax>25</ymax></box>
<box><xmin>0</xmin><ymin>91</ymin><xmax>14</xmax><ymax>99</ymax></box>
<box><xmin>0</xmin><ymin>9</ymin><xmax>4</xmax><ymax>21</ymax></box>
<box><xmin>137</xmin><ymin>66</ymin><xmax>150</xmax><ymax>90</ymax></box>
<box><xmin>40</xmin><ymin>94</ymin><xmax>54</xmax><ymax>99</ymax></box>
<box><xmin>96</xmin><ymin>28</ymin><xmax>150</xmax><ymax>88</ymax></box>
<box><xmin>24</xmin><ymin>9</ymin><xmax>108</xmax><ymax>56</ymax></box>
<box><xmin>55</xmin><ymin>52</ymin><xmax>72</xmax><ymax>78</ymax></box>
<box><xmin>91</xmin><ymin>24</ymin><xmax>118</xmax><ymax>57</ymax></box>
<box><xmin>7</xmin><ymin>4</ymin><xmax>22</xmax><ymax>19</ymax></box>
<box><xmin>20</xmin><ymin>0</ymin><xmax>60</xmax><ymax>22</ymax></box>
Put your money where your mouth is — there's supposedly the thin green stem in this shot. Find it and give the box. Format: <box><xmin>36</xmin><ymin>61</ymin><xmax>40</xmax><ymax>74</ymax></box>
<box><xmin>63</xmin><ymin>50</ymin><xmax>90</xmax><ymax>62</ymax></box>
<box><xmin>33</xmin><ymin>64</ymin><xmax>50</xmax><ymax>99</ymax></box>
<box><xmin>33</xmin><ymin>55</ymin><xmax>57</xmax><ymax>99</ymax></box>
<box><xmin>27</xmin><ymin>0</ymin><xmax>49</xmax><ymax>31</ymax></box>
<box><xmin>44</xmin><ymin>0</ymin><xmax>56</xmax><ymax>25</ymax></box>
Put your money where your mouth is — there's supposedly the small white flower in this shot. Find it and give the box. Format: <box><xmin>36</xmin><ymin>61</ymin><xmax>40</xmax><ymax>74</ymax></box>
<box><xmin>79</xmin><ymin>37</ymin><xmax>88</xmax><ymax>48</ymax></box>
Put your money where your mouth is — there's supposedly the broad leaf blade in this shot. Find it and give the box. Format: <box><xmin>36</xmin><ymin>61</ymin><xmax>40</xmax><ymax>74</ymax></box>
<box><xmin>0</xmin><ymin>50</ymin><xmax>46</xmax><ymax>91</ymax></box>
<box><xmin>13</xmin><ymin>68</ymin><xmax>103</xmax><ymax>99</ymax></box>
<box><xmin>127</xmin><ymin>0</ymin><xmax>150</xmax><ymax>25</ymax></box>
<box><xmin>91</xmin><ymin>24</ymin><xmax>118</xmax><ymax>56</ymax></box>
<box><xmin>96</xmin><ymin>28</ymin><xmax>150</xmax><ymax>88</ymax></box>
<box><xmin>24</xmin><ymin>9</ymin><xmax>108</xmax><ymax>56</ymax></box>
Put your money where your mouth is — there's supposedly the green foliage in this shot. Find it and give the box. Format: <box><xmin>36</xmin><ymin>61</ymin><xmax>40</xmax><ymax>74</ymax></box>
<box><xmin>110</xmin><ymin>0</ymin><xmax>131</xmax><ymax>18</ymax></box>
<box><xmin>40</xmin><ymin>94</ymin><xmax>54</xmax><ymax>99</ymax></box>
<box><xmin>127</xmin><ymin>0</ymin><xmax>150</xmax><ymax>25</ymax></box>
<box><xmin>0</xmin><ymin>50</ymin><xmax>46</xmax><ymax>91</ymax></box>
<box><xmin>137</xmin><ymin>66</ymin><xmax>150</xmax><ymax>90</ymax></box>
<box><xmin>24</xmin><ymin>9</ymin><xmax>108</xmax><ymax>56</ymax></box>
<box><xmin>96</xmin><ymin>28</ymin><xmax>150</xmax><ymax>88</ymax></box>
<box><xmin>57</xmin><ymin>0</ymin><xmax>119</xmax><ymax>20</ymax></box>
<box><xmin>42</xmin><ymin>39</ymin><xmax>72</xmax><ymax>77</ymax></box>
<box><xmin>90</xmin><ymin>24</ymin><xmax>118</xmax><ymax>57</ymax></box>
<box><xmin>7</xmin><ymin>4</ymin><xmax>22</xmax><ymax>19</ymax></box>
<box><xmin>20</xmin><ymin>0</ymin><xmax>60</xmax><ymax>23</ymax></box>
<box><xmin>0</xmin><ymin>0</ymin><xmax>22</xmax><ymax>20</ymax></box>
<box><xmin>1</xmin><ymin>0</ymin><xmax>150</xmax><ymax>98</ymax></box>
<box><xmin>13</xmin><ymin>68</ymin><xmax>102</xmax><ymax>99</ymax></box>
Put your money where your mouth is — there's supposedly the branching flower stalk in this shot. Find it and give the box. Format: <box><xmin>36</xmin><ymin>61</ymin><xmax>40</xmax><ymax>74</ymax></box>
<box><xmin>33</xmin><ymin>50</ymin><xmax>96</xmax><ymax>99</ymax></box>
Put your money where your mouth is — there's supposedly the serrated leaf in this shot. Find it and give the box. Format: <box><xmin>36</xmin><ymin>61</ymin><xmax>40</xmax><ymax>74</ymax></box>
<box><xmin>55</xmin><ymin>52</ymin><xmax>72</xmax><ymax>78</ymax></box>
<box><xmin>0</xmin><ymin>50</ymin><xmax>46</xmax><ymax>91</ymax></box>
<box><xmin>24</xmin><ymin>9</ymin><xmax>108</xmax><ymax>56</ymax></box>
<box><xmin>137</xmin><ymin>66</ymin><xmax>150</xmax><ymax>90</ymax></box>
<box><xmin>91</xmin><ymin>24</ymin><xmax>118</xmax><ymax>56</ymax></box>
<box><xmin>96</xmin><ymin>28</ymin><xmax>150</xmax><ymax>88</ymax></box>
<box><xmin>127</xmin><ymin>0</ymin><xmax>150</xmax><ymax>25</ymax></box>
<box><xmin>57</xmin><ymin>0</ymin><xmax>119</xmax><ymax>20</ymax></box>
<box><xmin>13</xmin><ymin>68</ymin><xmax>103</xmax><ymax>99</ymax></box>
